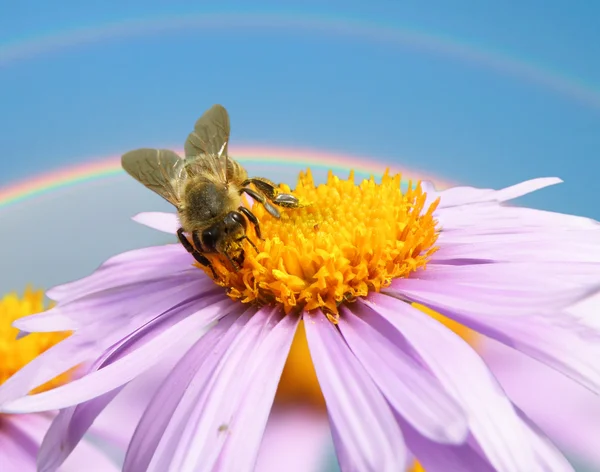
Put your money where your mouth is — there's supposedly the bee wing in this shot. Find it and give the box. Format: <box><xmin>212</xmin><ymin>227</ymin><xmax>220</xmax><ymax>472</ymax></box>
<box><xmin>184</xmin><ymin>104</ymin><xmax>230</xmax><ymax>184</ymax></box>
<box><xmin>121</xmin><ymin>148</ymin><xmax>185</xmax><ymax>206</ymax></box>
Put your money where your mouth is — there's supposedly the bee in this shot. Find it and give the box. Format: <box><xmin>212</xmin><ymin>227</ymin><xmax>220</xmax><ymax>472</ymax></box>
<box><xmin>121</xmin><ymin>104</ymin><xmax>301</xmax><ymax>277</ymax></box>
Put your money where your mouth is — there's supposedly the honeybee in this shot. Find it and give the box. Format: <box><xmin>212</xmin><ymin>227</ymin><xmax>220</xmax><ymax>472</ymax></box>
<box><xmin>121</xmin><ymin>104</ymin><xmax>301</xmax><ymax>277</ymax></box>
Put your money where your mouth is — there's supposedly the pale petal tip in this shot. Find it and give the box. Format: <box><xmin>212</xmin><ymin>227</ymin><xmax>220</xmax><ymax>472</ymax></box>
<box><xmin>132</xmin><ymin>211</ymin><xmax>179</xmax><ymax>234</ymax></box>
<box><xmin>45</xmin><ymin>287</ymin><xmax>60</xmax><ymax>300</ymax></box>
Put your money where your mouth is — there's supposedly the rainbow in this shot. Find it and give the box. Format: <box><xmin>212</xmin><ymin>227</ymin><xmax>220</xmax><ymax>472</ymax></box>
<box><xmin>1</xmin><ymin>12</ymin><xmax>599</xmax><ymax>110</ymax></box>
<box><xmin>0</xmin><ymin>146</ymin><xmax>450</xmax><ymax>210</ymax></box>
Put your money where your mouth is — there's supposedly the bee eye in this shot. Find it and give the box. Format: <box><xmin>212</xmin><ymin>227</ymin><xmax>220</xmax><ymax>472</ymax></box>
<box><xmin>230</xmin><ymin>211</ymin><xmax>247</xmax><ymax>228</ymax></box>
<box><xmin>201</xmin><ymin>227</ymin><xmax>219</xmax><ymax>251</ymax></box>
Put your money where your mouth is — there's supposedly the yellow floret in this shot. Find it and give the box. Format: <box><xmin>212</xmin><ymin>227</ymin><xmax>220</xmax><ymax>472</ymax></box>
<box><xmin>199</xmin><ymin>169</ymin><xmax>440</xmax><ymax>322</ymax></box>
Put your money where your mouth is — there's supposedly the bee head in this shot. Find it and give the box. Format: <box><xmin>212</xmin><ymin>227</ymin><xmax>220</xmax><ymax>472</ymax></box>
<box><xmin>201</xmin><ymin>211</ymin><xmax>247</xmax><ymax>255</ymax></box>
<box><xmin>222</xmin><ymin>211</ymin><xmax>247</xmax><ymax>241</ymax></box>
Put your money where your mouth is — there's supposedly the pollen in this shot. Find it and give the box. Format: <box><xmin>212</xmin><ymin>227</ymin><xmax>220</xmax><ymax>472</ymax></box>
<box><xmin>0</xmin><ymin>288</ymin><xmax>72</xmax><ymax>393</ymax></box>
<box><xmin>199</xmin><ymin>168</ymin><xmax>440</xmax><ymax>321</ymax></box>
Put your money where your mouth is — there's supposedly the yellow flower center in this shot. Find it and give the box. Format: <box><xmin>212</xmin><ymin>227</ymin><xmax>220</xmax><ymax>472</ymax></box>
<box><xmin>199</xmin><ymin>169</ymin><xmax>440</xmax><ymax>322</ymax></box>
<box><xmin>0</xmin><ymin>288</ymin><xmax>72</xmax><ymax>393</ymax></box>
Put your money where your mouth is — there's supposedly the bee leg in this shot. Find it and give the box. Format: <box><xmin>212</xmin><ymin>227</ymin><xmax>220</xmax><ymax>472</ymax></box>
<box><xmin>238</xmin><ymin>235</ymin><xmax>259</xmax><ymax>254</ymax></box>
<box><xmin>224</xmin><ymin>250</ymin><xmax>241</xmax><ymax>272</ymax></box>
<box><xmin>273</xmin><ymin>193</ymin><xmax>302</xmax><ymax>208</ymax></box>
<box><xmin>238</xmin><ymin>206</ymin><xmax>262</xmax><ymax>240</ymax></box>
<box><xmin>193</xmin><ymin>252</ymin><xmax>218</xmax><ymax>279</ymax></box>
<box><xmin>177</xmin><ymin>228</ymin><xmax>218</xmax><ymax>279</ymax></box>
<box><xmin>177</xmin><ymin>228</ymin><xmax>194</xmax><ymax>252</ymax></box>
<box><xmin>239</xmin><ymin>187</ymin><xmax>281</xmax><ymax>218</ymax></box>
<box><xmin>242</xmin><ymin>177</ymin><xmax>278</xmax><ymax>199</ymax></box>
<box><xmin>242</xmin><ymin>178</ymin><xmax>302</xmax><ymax>209</ymax></box>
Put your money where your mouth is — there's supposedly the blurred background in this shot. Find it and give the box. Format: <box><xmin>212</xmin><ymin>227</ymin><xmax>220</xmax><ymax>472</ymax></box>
<box><xmin>1</xmin><ymin>1</ymin><xmax>599</xmax><ymax>470</ymax></box>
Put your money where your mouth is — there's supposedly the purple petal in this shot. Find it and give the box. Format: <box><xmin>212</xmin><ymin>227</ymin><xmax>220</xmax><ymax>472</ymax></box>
<box><xmin>59</xmin><ymin>432</ymin><xmax>120</xmax><ymax>472</ymax></box>
<box><xmin>407</xmin><ymin>262</ymin><xmax>600</xmax><ymax>301</ymax></box>
<box><xmin>88</xmin><ymin>346</ymin><xmax>195</xmax><ymax>452</ymax></box>
<box><xmin>304</xmin><ymin>310</ymin><xmax>407</xmax><ymax>471</ymax></box>
<box><xmin>396</xmin><ymin>416</ymin><xmax>495</xmax><ymax>472</ymax></box>
<box><xmin>215</xmin><ymin>313</ymin><xmax>300</xmax><ymax>471</ymax></box>
<box><xmin>254</xmin><ymin>407</ymin><xmax>331</xmax><ymax>472</ymax></box>
<box><xmin>436</xmin><ymin>208</ymin><xmax>600</xmax><ymax>235</ymax></box>
<box><xmin>143</xmin><ymin>306</ymin><xmax>282</xmax><ymax>472</ymax></box>
<box><xmin>417</xmin><ymin>261</ymin><xmax>600</xmax><ymax>289</ymax></box>
<box><xmin>123</xmin><ymin>311</ymin><xmax>242</xmax><ymax>472</ymax></box>
<box><xmin>47</xmin><ymin>244</ymin><xmax>194</xmax><ymax>303</ymax></box>
<box><xmin>433</xmin><ymin>233</ymin><xmax>600</xmax><ymax>263</ymax></box>
<box><xmin>429</xmin><ymin>177</ymin><xmax>562</xmax><ymax>209</ymax></box>
<box><xmin>0</xmin><ymin>289</ymin><xmax>227</xmax><ymax>408</ymax></box>
<box><xmin>2</xmin><ymin>413</ymin><xmax>120</xmax><ymax>472</ymax></box>
<box><xmin>337</xmin><ymin>304</ymin><xmax>468</xmax><ymax>444</ymax></box>
<box><xmin>15</xmin><ymin>414</ymin><xmax>122</xmax><ymax>472</ymax></box>
<box><xmin>1</xmin><ymin>297</ymin><xmax>231</xmax><ymax>413</ymax></box>
<box><xmin>37</xmin><ymin>389</ymin><xmax>123</xmax><ymax>472</ymax></box>
<box><xmin>365</xmin><ymin>294</ymin><xmax>554</xmax><ymax>471</ymax></box>
<box><xmin>12</xmin><ymin>310</ymin><xmax>78</xmax><ymax>332</ymax></box>
<box><xmin>0</xmin><ymin>415</ymin><xmax>40</xmax><ymax>471</ymax></box>
<box><xmin>515</xmin><ymin>408</ymin><xmax>575</xmax><ymax>472</ymax></box>
<box><xmin>0</xmin><ymin>331</ymin><xmax>120</xmax><ymax>407</ymax></box>
<box><xmin>390</xmin><ymin>273</ymin><xmax>598</xmax><ymax>316</ymax></box>
<box><xmin>483</xmin><ymin>339</ymin><xmax>600</xmax><ymax>466</ymax></box>
<box><xmin>489</xmin><ymin>177</ymin><xmax>562</xmax><ymax>202</ymax></box>
<box><xmin>388</xmin><ymin>279</ymin><xmax>600</xmax><ymax>395</ymax></box>
<box><xmin>436</xmin><ymin>201</ymin><xmax>599</xmax><ymax>233</ymax></box>
<box><xmin>491</xmin><ymin>314</ymin><xmax>600</xmax><ymax>394</ymax></box>
<box><xmin>15</xmin><ymin>273</ymin><xmax>214</xmax><ymax>333</ymax></box>
<box><xmin>132</xmin><ymin>211</ymin><xmax>179</xmax><ymax>234</ymax></box>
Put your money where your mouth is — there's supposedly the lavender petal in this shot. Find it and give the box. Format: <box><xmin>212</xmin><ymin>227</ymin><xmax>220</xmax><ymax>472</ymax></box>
<box><xmin>338</xmin><ymin>304</ymin><xmax>468</xmax><ymax>444</ymax></box>
<box><xmin>132</xmin><ymin>211</ymin><xmax>179</xmax><ymax>234</ymax></box>
<box><xmin>37</xmin><ymin>389</ymin><xmax>123</xmax><ymax>472</ymax></box>
<box><xmin>215</xmin><ymin>313</ymin><xmax>300</xmax><ymax>471</ymax></box>
<box><xmin>396</xmin><ymin>416</ymin><xmax>495</xmax><ymax>472</ymax></box>
<box><xmin>1</xmin><ymin>297</ymin><xmax>231</xmax><ymax>413</ymax></box>
<box><xmin>14</xmin><ymin>274</ymin><xmax>215</xmax><ymax>333</ymax></box>
<box><xmin>254</xmin><ymin>407</ymin><xmax>331</xmax><ymax>472</ymax></box>
<box><xmin>389</xmin><ymin>275</ymin><xmax>598</xmax><ymax>316</ymax></box>
<box><xmin>425</xmin><ymin>177</ymin><xmax>562</xmax><ymax>209</ymax></box>
<box><xmin>47</xmin><ymin>244</ymin><xmax>194</xmax><ymax>303</ymax></box>
<box><xmin>144</xmin><ymin>306</ymin><xmax>280</xmax><ymax>472</ymax></box>
<box><xmin>365</xmin><ymin>294</ymin><xmax>559</xmax><ymax>472</ymax></box>
<box><xmin>0</xmin><ymin>415</ymin><xmax>40</xmax><ymax>471</ymax></box>
<box><xmin>388</xmin><ymin>279</ymin><xmax>600</xmax><ymax>394</ymax></box>
<box><xmin>123</xmin><ymin>311</ymin><xmax>241</xmax><ymax>472</ymax></box>
<box><xmin>304</xmin><ymin>310</ymin><xmax>407</xmax><ymax>471</ymax></box>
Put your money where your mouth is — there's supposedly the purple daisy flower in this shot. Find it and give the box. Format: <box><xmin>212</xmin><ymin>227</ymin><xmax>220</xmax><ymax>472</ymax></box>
<box><xmin>1</xmin><ymin>169</ymin><xmax>599</xmax><ymax>472</ymax></box>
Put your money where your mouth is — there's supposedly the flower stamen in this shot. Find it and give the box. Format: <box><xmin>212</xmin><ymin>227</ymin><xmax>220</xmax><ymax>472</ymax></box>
<box><xmin>197</xmin><ymin>169</ymin><xmax>440</xmax><ymax>321</ymax></box>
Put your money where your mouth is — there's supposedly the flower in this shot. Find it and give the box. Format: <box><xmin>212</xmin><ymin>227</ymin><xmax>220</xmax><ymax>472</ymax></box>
<box><xmin>0</xmin><ymin>288</ymin><xmax>121</xmax><ymax>471</ymax></box>
<box><xmin>1</xmin><ymin>169</ymin><xmax>599</xmax><ymax>472</ymax></box>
